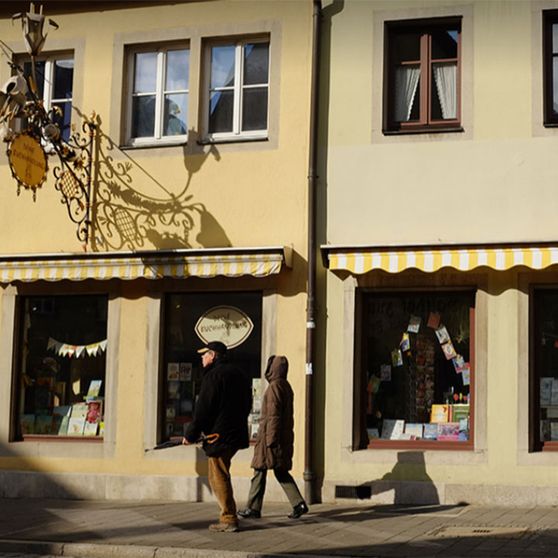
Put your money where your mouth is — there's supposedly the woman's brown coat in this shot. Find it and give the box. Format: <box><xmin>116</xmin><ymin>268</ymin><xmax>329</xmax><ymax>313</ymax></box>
<box><xmin>251</xmin><ymin>355</ymin><xmax>294</xmax><ymax>471</ymax></box>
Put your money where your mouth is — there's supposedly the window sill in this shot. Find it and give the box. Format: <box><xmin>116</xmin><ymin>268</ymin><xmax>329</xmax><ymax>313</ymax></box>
<box><xmin>199</xmin><ymin>136</ymin><xmax>269</xmax><ymax>145</ymax></box>
<box><xmin>20</xmin><ymin>435</ymin><xmax>104</xmax><ymax>443</ymax></box>
<box><xmin>383</xmin><ymin>126</ymin><xmax>464</xmax><ymax>136</ymax></box>
<box><xmin>367</xmin><ymin>439</ymin><xmax>473</xmax><ymax>451</ymax></box>
<box><xmin>120</xmin><ymin>139</ymin><xmax>187</xmax><ymax>150</ymax></box>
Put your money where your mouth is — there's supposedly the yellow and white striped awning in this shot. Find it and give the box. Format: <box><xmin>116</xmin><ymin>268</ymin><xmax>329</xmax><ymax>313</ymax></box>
<box><xmin>323</xmin><ymin>244</ymin><xmax>558</xmax><ymax>274</ymax></box>
<box><xmin>0</xmin><ymin>246</ymin><xmax>292</xmax><ymax>283</ymax></box>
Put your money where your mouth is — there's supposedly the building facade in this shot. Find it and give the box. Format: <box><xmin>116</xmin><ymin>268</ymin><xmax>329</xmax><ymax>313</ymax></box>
<box><xmin>0</xmin><ymin>0</ymin><xmax>316</xmax><ymax>502</ymax></box>
<box><xmin>320</xmin><ymin>0</ymin><xmax>558</xmax><ymax>506</ymax></box>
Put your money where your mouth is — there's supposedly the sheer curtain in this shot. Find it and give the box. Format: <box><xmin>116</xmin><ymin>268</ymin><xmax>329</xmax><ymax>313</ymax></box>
<box><xmin>394</xmin><ymin>66</ymin><xmax>420</xmax><ymax>122</ymax></box>
<box><xmin>433</xmin><ymin>63</ymin><xmax>457</xmax><ymax>119</ymax></box>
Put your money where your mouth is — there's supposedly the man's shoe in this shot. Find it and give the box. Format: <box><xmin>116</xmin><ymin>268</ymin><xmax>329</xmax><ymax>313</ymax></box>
<box><xmin>237</xmin><ymin>508</ymin><xmax>261</xmax><ymax>519</ymax></box>
<box><xmin>288</xmin><ymin>502</ymin><xmax>309</xmax><ymax>519</ymax></box>
<box><xmin>208</xmin><ymin>522</ymin><xmax>239</xmax><ymax>532</ymax></box>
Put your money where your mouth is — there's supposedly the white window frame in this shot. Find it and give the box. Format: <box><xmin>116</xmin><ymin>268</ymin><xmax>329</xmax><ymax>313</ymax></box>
<box><xmin>15</xmin><ymin>52</ymin><xmax>74</xmax><ymax>141</ymax></box>
<box><xmin>125</xmin><ymin>43</ymin><xmax>189</xmax><ymax>147</ymax></box>
<box><xmin>203</xmin><ymin>37</ymin><xmax>270</xmax><ymax>142</ymax></box>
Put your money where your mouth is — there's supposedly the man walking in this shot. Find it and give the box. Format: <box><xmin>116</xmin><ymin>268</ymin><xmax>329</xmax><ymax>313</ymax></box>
<box><xmin>183</xmin><ymin>341</ymin><xmax>252</xmax><ymax>533</ymax></box>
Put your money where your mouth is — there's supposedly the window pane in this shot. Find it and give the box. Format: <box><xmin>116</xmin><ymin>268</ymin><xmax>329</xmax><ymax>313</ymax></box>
<box><xmin>53</xmin><ymin>59</ymin><xmax>74</xmax><ymax>100</ymax></box>
<box><xmin>132</xmin><ymin>95</ymin><xmax>156</xmax><ymax>137</ymax></box>
<box><xmin>394</xmin><ymin>65</ymin><xmax>420</xmax><ymax>122</ymax></box>
<box><xmin>553</xmin><ymin>23</ymin><xmax>558</xmax><ymax>54</ymax></box>
<box><xmin>52</xmin><ymin>101</ymin><xmax>72</xmax><ymax>141</ymax></box>
<box><xmin>359</xmin><ymin>292</ymin><xmax>473</xmax><ymax>448</ymax></box>
<box><xmin>553</xmin><ymin>57</ymin><xmax>558</xmax><ymax>114</ymax></box>
<box><xmin>16</xmin><ymin>296</ymin><xmax>108</xmax><ymax>438</ymax></box>
<box><xmin>165</xmin><ymin>49</ymin><xmax>189</xmax><ymax>91</ymax></box>
<box><xmin>134</xmin><ymin>52</ymin><xmax>157</xmax><ymax>93</ymax></box>
<box><xmin>392</xmin><ymin>31</ymin><xmax>421</xmax><ymax>63</ymax></box>
<box><xmin>244</xmin><ymin>43</ymin><xmax>269</xmax><ymax>85</ymax></box>
<box><xmin>534</xmin><ymin>291</ymin><xmax>558</xmax><ymax>443</ymax></box>
<box><xmin>209</xmin><ymin>90</ymin><xmax>233</xmax><ymax>133</ymax></box>
<box><xmin>242</xmin><ymin>87</ymin><xmax>268</xmax><ymax>131</ymax></box>
<box><xmin>210</xmin><ymin>45</ymin><xmax>235</xmax><ymax>88</ymax></box>
<box><xmin>431</xmin><ymin>62</ymin><xmax>457</xmax><ymax>120</ymax></box>
<box><xmin>23</xmin><ymin>60</ymin><xmax>45</xmax><ymax>99</ymax></box>
<box><xmin>431</xmin><ymin>29</ymin><xmax>459</xmax><ymax>60</ymax></box>
<box><xmin>163</xmin><ymin>93</ymin><xmax>187</xmax><ymax>136</ymax></box>
<box><xmin>162</xmin><ymin>292</ymin><xmax>262</xmax><ymax>441</ymax></box>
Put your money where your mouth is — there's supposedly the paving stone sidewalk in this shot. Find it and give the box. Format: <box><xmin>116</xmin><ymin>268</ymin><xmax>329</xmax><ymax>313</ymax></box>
<box><xmin>0</xmin><ymin>498</ymin><xmax>557</xmax><ymax>558</ymax></box>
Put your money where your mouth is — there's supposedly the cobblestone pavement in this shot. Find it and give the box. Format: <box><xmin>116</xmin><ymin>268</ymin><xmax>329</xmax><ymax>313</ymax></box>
<box><xmin>1</xmin><ymin>498</ymin><xmax>558</xmax><ymax>558</ymax></box>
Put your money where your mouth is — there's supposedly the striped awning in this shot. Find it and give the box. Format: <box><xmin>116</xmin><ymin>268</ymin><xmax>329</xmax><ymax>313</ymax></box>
<box><xmin>323</xmin><ymin>244</ymin><xmax>558</xmax><ymax>274</ymax></box>
<box><xmin>0</xmin><ymin>246</ymin><xmax>292</xmax><ymax>282</ymax></box>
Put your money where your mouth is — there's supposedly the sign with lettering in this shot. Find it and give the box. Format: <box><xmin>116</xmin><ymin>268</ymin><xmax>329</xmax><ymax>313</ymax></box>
<box><xmin>195</xmin><ymin>305</ymin><xmax>254</xmax><ymax>349</ymax></box>
<box><xmin>7</xmin><ymin>133</ymin><xmax>48</xmax><ymax>191</ymax></box>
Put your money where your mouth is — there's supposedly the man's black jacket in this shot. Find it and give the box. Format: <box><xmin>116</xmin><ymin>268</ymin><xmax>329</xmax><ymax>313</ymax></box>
<box><xmin>184</xmin><ymin>357</ymin><xmax>252</xmax><ymax>456</ymax></box>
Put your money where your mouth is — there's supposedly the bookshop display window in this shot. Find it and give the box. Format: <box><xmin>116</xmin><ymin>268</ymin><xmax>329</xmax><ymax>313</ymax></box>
<box><xmin>15</xmin><ymin>295</ymin><xmax>108</xmax><ymax>439</ymax></box>
<box><xmin>532</xmin><ymin>288</ymin><xmax>558</xmax><ymax>449</ymax></box>
<box><xmin>162</xmin><ymin>291</ymin><xmax>262</xmax><ymax>442</ymax></box>
<box><xmin>356</xmin><ymin>290</ymin><xmax>475</xmax><ymax>448</ymax></box>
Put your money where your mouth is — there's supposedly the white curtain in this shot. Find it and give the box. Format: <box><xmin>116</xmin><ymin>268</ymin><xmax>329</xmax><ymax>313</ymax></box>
<box><xmin>433</xmin><ymin>63</ymin><xmax>457</xmax><ymax>119</ymax></box>
<box><xmin>394</xmin><ymin>66</ymin><xmax>420</xmax><ymax>122</ymax></box>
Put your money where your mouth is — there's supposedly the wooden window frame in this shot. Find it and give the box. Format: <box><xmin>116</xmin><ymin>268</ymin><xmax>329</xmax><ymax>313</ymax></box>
<box><xmin>354</xmin><ymin>288</ymin><xmax>475</xmax><ymax>451</ymax></box>
<box><xmin>530</xmin><ymin>286</ymin><xmax>558</xmax><ymax>451</ymax></box>
<box><xmin>543</xmin><ymin>11</ymin><xmax>558</xmax><ymax>126</ymax></box>
<box><xmin>384</xmin><ymin>18</ymin><xmax>462</xmax><ymax>134</ymax></box>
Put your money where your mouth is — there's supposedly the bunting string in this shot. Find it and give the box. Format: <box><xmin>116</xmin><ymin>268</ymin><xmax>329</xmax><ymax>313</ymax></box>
<box><xmin>47</xmin><ymin>338</ymin><xmax>107</xmax><ymax>358</ymax></box>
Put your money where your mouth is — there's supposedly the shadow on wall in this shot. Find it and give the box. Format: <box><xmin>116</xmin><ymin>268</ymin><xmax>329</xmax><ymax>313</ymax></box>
<box><xmin>85</xmin><ymin>115</ymin><xmax>231</xmax><ymax>252</ymax></box>
<box><xmin>336</xmin><ymin>451</ymin><xmax>440</xmax><ymax>505</ymax></box>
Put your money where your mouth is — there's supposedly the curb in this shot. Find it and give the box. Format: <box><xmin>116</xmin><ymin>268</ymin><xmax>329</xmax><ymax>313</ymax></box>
<box><xmin>0</xmin><ymin>540</ymin><xmax>331</xmax><ymax>558</ymax></box>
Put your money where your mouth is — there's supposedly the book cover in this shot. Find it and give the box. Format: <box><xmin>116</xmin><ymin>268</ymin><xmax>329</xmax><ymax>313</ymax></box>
<box><xmin>442</xmin><ymin>340</ymin><xmax>457</xmax><ymax>360</ymax></box>
<box><xmin>179</xmin><ymin>362</ymin><xmax>192</xmax><ymax>382</ymax></box>
<box><xmin>86</xmin><ymin>380</ymin><xmax>102</xmax><ymax>398</ymax></box>
<box><xmin>400</xmin><ymin>332</ymin><xmax>411</xmax><ymax>352</ymax></box>
<box><xmin>391</xmin><ymin>349</ymin><xmax>403</xmax><ymax>367</ymax></box>
<box><xmin>452</xmin><ymin>355</ymin><xmax>465</xmax><ymax>374</ymax></box>
<box><xmin>427</xmin><ymin>312</ymin><xmax>441</xmax><ymax>329</ymax></box>
<box><xmin>423</xmin><ymin>423</ymin><xmax>438</xmax><ymax>440</ymax></box>
<box><xmin>407</xmin><ymin>315</ymin><xmax>422</xmax><ymax>333</ymax></box>
<box><xmin>380</xmin><ymin>364</ymin><xmax>391</xmax><ymax>382</ymax></box>
<box><xmin>167</xmin><ymin>380</ymin><xmax>181</xmax><ymax>399</ymax></box>
<box><xmin>435</xmin><ymin>325</ymin><xmax>450</xmax><ymax>344</ymax></box>
<box><xmin>551</xmin><ymin>379</ymin><xmax>558</xmax><ymax>406</ymax></box>
<box><xmin>83</xmin><ymin>421</ymin><xmax>99</xmax><ymax>437</ymax></box>
<box><xmin>71</xmin><ymin>402</ymin><xmax>88</xmax><ymax>418</ymax></box>
<box><xmin>68</xmin><ymin>417</ymin><xmax>86</xmax><ymax>436</ymax></box>
<box><xmin>367</xmin><ymin>428</ymin><xmax>380</xmax><ymax>440</ymax></box>
<box><xmin>34</xmin><ymin>415</ymin><xmax>53</xmax><ymax>435</ymax></box>
<box><xmin>541</xmin><ymin>377</ymin><xmax>553</xmax><ymax>406</ymax></box>
<box><xmin>430</xmin><ymin>404</ymin><xmax>449</xmax><ymax>423</ymax></box>
<box><xmin>451</xmin><ymin>404</ymin><xmax>470</xmax><ymax>423</ymax></box>
<box><xmin>405</xmin><ymin>423</ymin><xmax>424</xmax><ymax>439</ymax></box>
<box><xmin>461</xmin><ymin>365</ymin><xmax>471</xmax><ymax>386</ymax></box>
<box><xmin>437</xmin><ymin>422</ymin><xmax>460</xmax><ymax>441</ymax></box>
<box><xmin>167</xmin><ymin>362</ymin><xmax>180</xmax><ymax>381</ymax></box>
<box><xmin>381</xmin><ymin>419</ymin><xmax>405</xmax><ymax>440</ymax></box>
<box><xmin>86</xmin><ymin>400</ymin><xmax>103</xmax><ymax>423</ymax></box>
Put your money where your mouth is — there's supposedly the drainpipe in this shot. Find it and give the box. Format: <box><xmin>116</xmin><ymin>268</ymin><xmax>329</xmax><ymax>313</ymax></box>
<box><xmin>304</xmin><ymin>0</ymin><xmax>321</xmax><ymax>505</ymax></box>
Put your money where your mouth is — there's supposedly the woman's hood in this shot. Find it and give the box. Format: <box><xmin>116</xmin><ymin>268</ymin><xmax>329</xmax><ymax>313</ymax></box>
<box><xmin>264</xmin><ymin>355</ymin><xmax>288</xmax><ymax>382</ymax></box>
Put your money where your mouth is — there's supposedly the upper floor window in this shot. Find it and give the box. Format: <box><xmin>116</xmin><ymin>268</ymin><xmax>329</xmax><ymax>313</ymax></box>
<box><xmin>126</xmin><ymin>44</ymin><xmax>189</xmax><ymax>145</ymax></box>
<box><xmin>543</xmin><ymin>11</ymin><xmax>558</xmax><ymax>125</ymax></box>
<box><xmin>20</xmin><ymin>53</ymin><xmax>74</xmax><ymax>142</ymax></box>
<box><xmin>384</xmin><ymin>18</ymin><xmax>461</xmax><ymax>133</ymax></box>
<box><xmin>204</xmin><ymin>38</ymin><xmax>269</xmax><ymax>140</ymax></box>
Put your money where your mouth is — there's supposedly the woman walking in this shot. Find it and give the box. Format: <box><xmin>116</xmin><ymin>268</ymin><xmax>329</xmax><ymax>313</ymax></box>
<box><xmin>238</xmin><ymin>355</ymin><xmax>308</xmax><ymax>519</ymax></box>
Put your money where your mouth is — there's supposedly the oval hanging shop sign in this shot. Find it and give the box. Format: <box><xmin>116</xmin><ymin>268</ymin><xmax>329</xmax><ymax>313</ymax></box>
<box><xmin>7</xmin><ymin>133</ymin><xmax>48</xmax><ymax>191</ymax></box>
<box><xmin>195</xmin><ymin>305</ymin><xmax>254</xmax><ymax>349</ymax></box>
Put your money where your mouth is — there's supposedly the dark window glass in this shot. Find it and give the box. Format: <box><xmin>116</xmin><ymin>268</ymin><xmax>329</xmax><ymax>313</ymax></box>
<box><xmin>391</xmin><ymin>31</ymin><xmax>421</xmax><ymax>62</ymax></box>
<box><xmin>132</xmin><ymin>95</ymin><xmax>156</xmax><ymax>138</ymax></box>
<box><xmin>16</xmin><ymin>295</ymin><xmax>108</xmax><ymax>438</ymax></box>
<box><xmin>209</xmin><ymin>90</ymin><xmax>234</xmax><ymax>133</ymax></box>
<box><xmin>244</xmin><ymin>43</ymin><xmax>269</xmax><ymax>85</ymax></box>
<box><xmin>544</xmin><ymin>13</ymin><xmax>558</xmax><ymax>124</ymax></box>
<box><xmin>242</xmin><ymin>87</ymin><xmax>268</xmax><ymax>131</ymax></box>
<box><xmin>162</xmin><ymin>292</ymin><xmax>262</xmax><ymax>442</ymax></box>
<box><xmin>533</xmin><ymin>290</ymin><xmax>558</xmax><ymax>447</ymax></box>
<box><xmin>357</xmin><ymin>291</ymin><xmax>474</xmax><ymax>448</ymax></box>
<box><xmin>431</xmin><ymin>29</ymin><xmax>459</xmax><ymax>59</ymax></box>
<box><xmin>53</xmin><ymin>59</ymin><xmax>74</xmax><ymax>99</ymax></box>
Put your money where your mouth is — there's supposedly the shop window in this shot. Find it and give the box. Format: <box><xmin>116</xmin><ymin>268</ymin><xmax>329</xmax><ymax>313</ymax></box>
<box><xmin>356</xmin><ymin>290</ymin><xmax>474</xmax><ymax>449</ymax></box>
<box><xmin>531</xmin><ymin>289</ymin><xmax>558</xmax><ymax>450</ymax></box>
<box><xmin>543</xmin><ymin>11</ymin><xmax>558</xmax><ymax>125</ymax></box>
<box><xmin>204</xmin><ymin>37</ymin><xmax>269</xmax><ymax>140</ymax></box>
<box><xmin>384</xmin><ymin>18</ymin><xmax>461</xmax><ymax>133</ymax></box>
<box><xmin>16</xmin><ymin>53</ymin><xmax>74</xmax><ymax>142</ymax></box>
<box><xmin>15</xmin><ymin>295</ymin><xmax>108</xmax><ymax>439</ymax></box>
<box><xmin>162</xmin><ymin>292</ymin><xmax>262</xmax><ymax>442</ymax></box>
<box><xmin>126</xmin><ymin>44</ymin><xmax>189</xmax><ymax>145</ymax></box>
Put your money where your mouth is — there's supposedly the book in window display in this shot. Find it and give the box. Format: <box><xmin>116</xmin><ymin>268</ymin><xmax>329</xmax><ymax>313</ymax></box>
<box><xmin>362</xmin><ymin>292</ymin><xmax>473</xmax><ymax>447</ymax></box>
